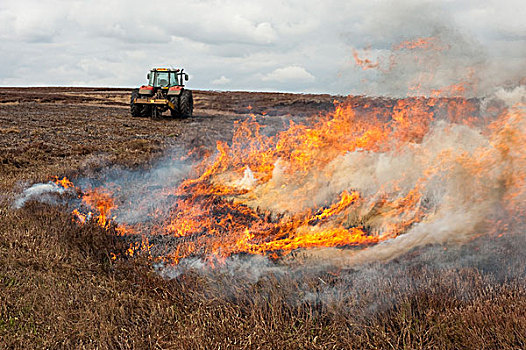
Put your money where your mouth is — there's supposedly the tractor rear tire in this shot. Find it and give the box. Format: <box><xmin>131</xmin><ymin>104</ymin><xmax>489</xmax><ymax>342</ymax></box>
<box><xmin>179</xmin><ymin>90</ymin><xmax>193</xmax><ymax>118</ymax></box>
<box><xmin>131</xmin><ymin>89</ymin><xmax>151</xmax><ymax>117</ymax></box>
<box><xmin>130</xmin><ymin>89</ymin><xmax>142</xmax><ymax>117</ymax></box>
<box><xmin>170</xmin><ymin>97</ymin><xmax>180</xmax><ymax>118</ymax></box>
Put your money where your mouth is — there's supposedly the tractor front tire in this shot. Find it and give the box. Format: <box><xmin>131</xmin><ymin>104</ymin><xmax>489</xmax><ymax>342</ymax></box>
<box><xmin>179</xmin><ymin>90</ymin><xmax>193</xmax><ymax>118</ymax></box>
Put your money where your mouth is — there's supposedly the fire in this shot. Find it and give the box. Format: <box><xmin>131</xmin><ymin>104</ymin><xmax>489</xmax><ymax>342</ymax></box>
<box><xmin>352</xmin><ymin>49</ymin><xmax>379</xmax><ymax>70</ymax></box>
<box><xmin>392</xmin><ymin>37</ymin><xmax>448</xmax><ymax>51</ymax></box>
<box><xmin>81</xmin><ymin>188</ymin><xmax>115</xmax><ymax>228</ymax></box>
<box><xmin>53</xmin><ymin>176</ymin><xmax>74</xmax><ymax>189</ymax></box>
<box><xmin>48</xmin><ymin>46</ymin><xmax>525</xmax><ymax>266</ymax></box>
<box><xmin>51</xmin><ymin>90</ymin><xmax>526</xmax><ymax>266</ymax></box>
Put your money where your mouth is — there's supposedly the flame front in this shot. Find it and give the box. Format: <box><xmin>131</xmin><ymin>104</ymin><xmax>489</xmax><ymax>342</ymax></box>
<box><xmin>56</xmin><ymin>91</ymin><xmax>525</xmax><ymax>265</ymax></box>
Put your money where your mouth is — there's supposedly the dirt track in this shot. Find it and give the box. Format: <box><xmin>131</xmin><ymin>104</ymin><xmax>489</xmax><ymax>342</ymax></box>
<box><xmin>0</xmin><ymin>87</ymin><xmax>337</xmax><ymax>198</ymax></box>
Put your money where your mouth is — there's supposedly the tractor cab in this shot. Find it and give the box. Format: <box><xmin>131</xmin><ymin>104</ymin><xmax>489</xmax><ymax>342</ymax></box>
<box><xmin>147</xmin><ymin>68</ymin><xmax>189</xmax><ymax>88</ymax></box>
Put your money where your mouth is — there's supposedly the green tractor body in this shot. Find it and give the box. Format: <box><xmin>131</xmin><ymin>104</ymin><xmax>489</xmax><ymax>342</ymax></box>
<box><xmin>131</xmin><ymin>68</ymin><xmax>193</xmax><ymax>118</ymax></box>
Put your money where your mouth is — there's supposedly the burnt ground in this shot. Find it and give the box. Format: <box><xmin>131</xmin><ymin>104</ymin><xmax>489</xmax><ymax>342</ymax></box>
<box><xmin>0</xmin><ymin>88</ymin><xmax>525</xmax><ymax>349</ymax></box>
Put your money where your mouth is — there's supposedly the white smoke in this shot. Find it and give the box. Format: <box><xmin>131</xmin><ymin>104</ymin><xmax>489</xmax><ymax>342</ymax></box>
<box><xmin>493</xmin><ymin>85</ymin><xmax>526</xmax><ymax>107</ymax></box>
<box><xmin>14</xmin><ymin>182</ymin><xmax>70</xmax><ymax>208</ymax></box>
<box><xmin>225</xmin><ymin>103</ymin><xmax>524</xmax><ymax>265</ymax></box>
<box><xmin>158</xmin><ymin>254</ymin><xmax>283</xmax><ymax>282</ymax></box>
<box><xmin>107</xmin><ymin>159</ymin><xmax>192</xmax><ymax>225</ymax></box>
<box><xmin>341</xmin><ymin>1</ymin><xmax>526</xmax><ymax>98</ymax></box>
<box><xmin>230</xmin><ymin>166</ymin><xmax>257</xmax><ymax>190</ymax></box>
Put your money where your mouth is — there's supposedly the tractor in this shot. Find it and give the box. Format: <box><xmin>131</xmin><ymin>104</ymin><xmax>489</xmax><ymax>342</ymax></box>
<box><xmin>130</xmin><ymin>68</ymin><xmax>193</xmax><ymax>118</ymax></box>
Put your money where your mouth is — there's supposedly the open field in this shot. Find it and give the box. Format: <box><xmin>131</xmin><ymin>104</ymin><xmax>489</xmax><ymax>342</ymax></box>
<box><xmin>1</xmin><ymin>88</ymin><xmax>525</xmax><ymax>349</ymax></box>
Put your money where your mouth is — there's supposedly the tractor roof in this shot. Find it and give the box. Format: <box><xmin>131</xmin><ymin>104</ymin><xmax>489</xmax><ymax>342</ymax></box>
<box><xmin>151</xmin><ymin>68</ymin><xmax>181</xmax><ymax>72</ymax></box>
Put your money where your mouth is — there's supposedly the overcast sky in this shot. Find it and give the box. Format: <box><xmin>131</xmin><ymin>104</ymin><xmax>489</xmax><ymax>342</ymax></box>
<box><xmin>0</xmin><ymin>0</ymin><xmax>524</xmax><ymax>95</ymax></box>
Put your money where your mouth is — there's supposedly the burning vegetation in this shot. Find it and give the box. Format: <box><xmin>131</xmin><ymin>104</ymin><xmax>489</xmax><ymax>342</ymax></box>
<box><xmin>44</xmin><ymin>89</ymin><xmax>525</xmax><ymax>270</ymax></box>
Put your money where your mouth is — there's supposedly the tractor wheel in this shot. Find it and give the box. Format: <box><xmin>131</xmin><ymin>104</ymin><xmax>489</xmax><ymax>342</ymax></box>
<box><xmin>179</xmin><ymin>90</ymin><xmax>193</xmax><ymax>118</ymax></box>
<box><xmin>170</xmin><ymin>96</ymin><xmax>180</xmax><ymax>118</ymax></box>
<box><xmin>130</xmin><ymin>89</ymin><xmax>142</xmax><ymax>117</ymax></box>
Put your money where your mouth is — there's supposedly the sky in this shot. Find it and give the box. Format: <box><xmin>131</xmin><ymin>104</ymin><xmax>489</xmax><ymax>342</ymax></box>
<box><xmin>0</xmin><ymin>0</ymin><xmax>525</xmax><ymax>95</ymax></box>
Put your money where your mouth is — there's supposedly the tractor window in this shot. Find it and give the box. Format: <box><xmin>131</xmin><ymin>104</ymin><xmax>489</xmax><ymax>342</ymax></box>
<box><xmin>155</xmin><ymin>72</ymin><xmax>170</xmax><ymax>87</ymax></box>
<box><xmin>169</xmin><ymin>72</ymin><xmax>179</xmax><ymax>86</ymax></box>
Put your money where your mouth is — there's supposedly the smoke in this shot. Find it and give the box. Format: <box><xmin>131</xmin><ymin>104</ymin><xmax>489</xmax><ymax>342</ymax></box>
<box><xmin>342</xmin><ymin>0</ymin><xmax>526</xmax><ymax>98</ymax></box>
<box><xmin>494</xmin><ymin>85</ymin><xmax>526</xmax><ymax>106</ymax></box>
<box><xmin>107</xmin><ymin>159</ymin><xmax>192</xmax><ymax>225</ymax></box>
<box><xmin>300</xmin><ymin>230</ymin><xmax>526</xmax><ymax>312</ymax></box>
<box><xmin>238</xmin><ymin>121</ymin><xmax>505</xmax><ymax>263</ymax></box>
<box><xmin>14</xmin><ymin>182</ymin><xmax>71</xmax><ymax>208</ymax></box>
<box><xmin>66</xmin><ymin>154</ymin><xmax>193</xmax><ymax>226</ymax></box>
<box><xmin>158</xmin><ymin>254</ymin><xmax>285</xmax><ymax>283</ymax></box>
<box><xmin>226</xmin><ymin>88</ymin><xmax>524</xmax><ymax>265</ymax></box>
<box><xmin>14</xmin><ymin>88</ymin><xmax>525</xmax><ymax>277</ymax></box>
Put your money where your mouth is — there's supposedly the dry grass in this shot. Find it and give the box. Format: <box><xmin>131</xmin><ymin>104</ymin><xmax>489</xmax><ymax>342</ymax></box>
<box><xmin>1</xmin><ymin>90</ymin><xmax>525</xmax><ymax>349</ymax></box>
<box><xmin>1</xmin><ymin>202</ymin><xmax>525</xmax><ymax>349</ymax></box>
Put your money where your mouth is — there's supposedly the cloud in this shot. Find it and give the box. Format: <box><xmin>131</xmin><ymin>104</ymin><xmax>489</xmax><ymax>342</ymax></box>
<box><xmin>211</xmin><ymin>76</ymin><xmax>231</xmax><ymax>85</ymax></box>
<box><xmin>261</xmin><ymin>66</ymin><xmax>315</xmax><ymax>83</ymax></box>
<box><xmin>0</xmin><ymin>0</ymin><xmax>524</xmax><ymax>94</ymax></box>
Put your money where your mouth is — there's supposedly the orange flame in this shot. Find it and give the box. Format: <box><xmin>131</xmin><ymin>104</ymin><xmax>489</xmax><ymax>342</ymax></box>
<box><xmin>392</xmin><ymin>37</ymin><xmax>448</xmax><ymax>51</ymax></box>
<box><xmin>81</xmin><ymin>188</ymin><xmax>115</xmax><ymax>228</ymax></box>
<box><xmin>56</xmin><ymin>85</ymin><xmax>525</xmax><ymax>266</ymax></box>
<box><xmin>53</xmin><ymin>176</ymin><xmax>74</xmax><ymax>189</ymax></box>
<box><xmin>352</xmin><ymin>49</ymin><xmax>379</xmax><ymax>70</ymax></box>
